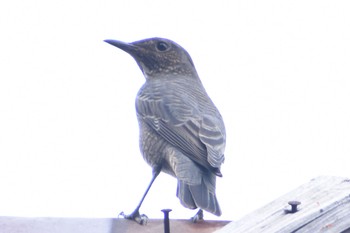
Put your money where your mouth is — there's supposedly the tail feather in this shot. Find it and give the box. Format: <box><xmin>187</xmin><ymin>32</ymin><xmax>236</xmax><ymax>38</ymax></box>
<box><xmin>177</xmin><ymin>180</ymin><xmax>196</xmax><ymax>209</ymax></box>
<box><xmin>169</xmin><ymin>150</ymin><xmax>222</xmax><ymax>216</ymax></box>
<box><xmin>177</xmin><ymin>176</ymin><xmax>222</xmax><ymax>216</ymax></box>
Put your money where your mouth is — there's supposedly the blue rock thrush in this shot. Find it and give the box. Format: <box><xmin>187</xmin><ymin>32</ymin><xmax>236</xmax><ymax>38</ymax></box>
<box><xmin>105</xmin><ymin>38</ymin><xmax>226</xmax><ymax>224</ymax></box>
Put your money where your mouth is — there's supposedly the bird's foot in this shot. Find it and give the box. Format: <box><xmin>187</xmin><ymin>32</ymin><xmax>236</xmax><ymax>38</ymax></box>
<box><xmin>191</xmin><ymin>209</ymin><xmax>204</xmax><ymax>223</ymax></box>
<box><xmin>119</xmin><ymin>210</ymin><xmax>149</xmax><ymax>225</ymax></box>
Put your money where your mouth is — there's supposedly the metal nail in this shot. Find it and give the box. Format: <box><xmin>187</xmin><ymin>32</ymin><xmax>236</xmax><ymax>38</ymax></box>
<box><xmin>288</xmin><ymin>201</ymin><xmax>301</xmax><ymax>213</ymax></box>
<box><xmin>161</xmin><ymin>209</ymin><xmax>172</xmax><ymax>233</ymax></box>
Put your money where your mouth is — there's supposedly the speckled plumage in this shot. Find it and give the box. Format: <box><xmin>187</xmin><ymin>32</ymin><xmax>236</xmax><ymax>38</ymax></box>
<box><xmin>105</xmin><ymin>37</ymin><xmax>226</xmax><ymax>222</ymax></box>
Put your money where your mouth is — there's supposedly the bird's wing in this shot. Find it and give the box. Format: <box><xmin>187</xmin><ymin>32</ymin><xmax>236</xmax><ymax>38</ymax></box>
<box><xmin>136</xmin><ymin>80</ymin><xmax>225</xmax><ymax>171</ymax></box>
<box><xmin>198</xmin><ymin>115</ymin><xmax>226</xmax><ymax>168</ymax></box>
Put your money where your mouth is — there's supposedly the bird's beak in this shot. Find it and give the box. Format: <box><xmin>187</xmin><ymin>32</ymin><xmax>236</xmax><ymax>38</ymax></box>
<box><xmin>104</xmin><ymin>39</ymin><xmax>138</xmax><ymax>56</ymax></box>
<box><xmin>104</xmin><ymin>39</ymin><xmax>149</xmax><ymax>76</ymax></box>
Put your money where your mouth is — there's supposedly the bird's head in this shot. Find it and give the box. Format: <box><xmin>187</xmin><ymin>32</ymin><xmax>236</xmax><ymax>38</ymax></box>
<box><xmin>104</xmin><ymin>37</ymin><xmax>198</xmax><ymax>79</ymax></box>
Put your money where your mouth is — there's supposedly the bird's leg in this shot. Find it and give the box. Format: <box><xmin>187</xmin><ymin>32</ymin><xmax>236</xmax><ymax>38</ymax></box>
<box><xmin>119</xmin><ymin>167</ymin><xmax>161</xmax><ymax>225</ymax></box>
<box><xmin>191</xmin><ymin>209</ymin><xmax>204</xmax><ymax>223</ymax></box>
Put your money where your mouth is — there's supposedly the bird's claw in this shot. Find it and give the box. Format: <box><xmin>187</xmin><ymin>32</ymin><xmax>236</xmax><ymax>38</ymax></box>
<box><xmin>119</xmin><ymin>211</ymin><xmax>149</xmax><ymax>225</ymax></box>
<box><xmin>191</xmin><ymin>209</ymin><xmax>204</xmax><ymax>223</ymax></box>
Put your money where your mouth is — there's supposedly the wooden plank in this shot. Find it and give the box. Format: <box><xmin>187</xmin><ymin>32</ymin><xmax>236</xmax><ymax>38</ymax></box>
<box><xmin>0</xmin><ymin>217</ymin><xmax>229</xmax><ymax>233</ymax></box>
<box><xmin>215</xmin><ymin>176</ymin><xmax>350</xmax><ymax>233</ymax></box>
<box><xmin>110</xmin><ymin>218</ymin><xmax>230</xmax><ymax>233</ymax></box>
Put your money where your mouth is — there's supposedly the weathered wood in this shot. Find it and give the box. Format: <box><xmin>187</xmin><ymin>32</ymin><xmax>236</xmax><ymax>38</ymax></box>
<box><xmin>215</xmin><ymin>176</ymin><xmax>350</xmax><ymax>233</ymax></box>
<box><xmin>0</xmin><ymin>217</ymin><xmax>229</xmax><ymax>233</ymax></box>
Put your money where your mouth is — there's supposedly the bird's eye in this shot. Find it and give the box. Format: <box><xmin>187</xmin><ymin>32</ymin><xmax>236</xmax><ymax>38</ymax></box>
<box><xmin>156</xmin><ymin>42</ymin><xmax>169</xmax><ymax>52</ymax></box>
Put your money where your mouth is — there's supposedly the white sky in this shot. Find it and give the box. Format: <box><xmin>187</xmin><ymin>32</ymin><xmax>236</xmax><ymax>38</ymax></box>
<box><xmin>0</xmin><ymin>0</ymin><xmax>349</xmax><ymax>221</ymax></box>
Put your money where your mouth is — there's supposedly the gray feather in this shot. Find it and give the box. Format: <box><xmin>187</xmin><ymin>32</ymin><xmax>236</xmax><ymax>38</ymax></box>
<box><xmin>106</xmin><ymin>37</ymin><xmax>226</xmax><ymax>217</ymax></box>
<box><xmin>136</xmin><ymin>77</ymin><xmax>225</xmax><ymax>172</ymax></box>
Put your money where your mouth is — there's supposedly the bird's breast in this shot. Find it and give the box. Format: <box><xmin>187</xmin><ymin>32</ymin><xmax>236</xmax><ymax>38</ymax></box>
<box><xmin>137</xmin><ymin>119</ymin><xmax>169</xmax><ymax>168</ymax></box>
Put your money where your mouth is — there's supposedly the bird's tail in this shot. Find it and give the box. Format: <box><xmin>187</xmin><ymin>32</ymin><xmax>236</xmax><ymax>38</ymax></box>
<box><xmin>177</xmin><ymin>174</ymin><xmax>222</xmax><ymax>216</ymax></box>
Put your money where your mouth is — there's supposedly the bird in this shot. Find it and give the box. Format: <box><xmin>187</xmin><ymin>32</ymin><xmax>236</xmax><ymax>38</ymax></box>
<box><xmin>104</xmin><ymin>37</ymin><xmax>226</xmax><ymax>224</ymax></box>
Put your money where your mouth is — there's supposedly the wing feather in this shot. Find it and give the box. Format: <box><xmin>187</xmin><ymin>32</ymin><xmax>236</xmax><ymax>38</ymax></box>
<box><xmin>136</xmin><ymin>77</ymin><xmax>225</xmax><ymax>172</ymax></box>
